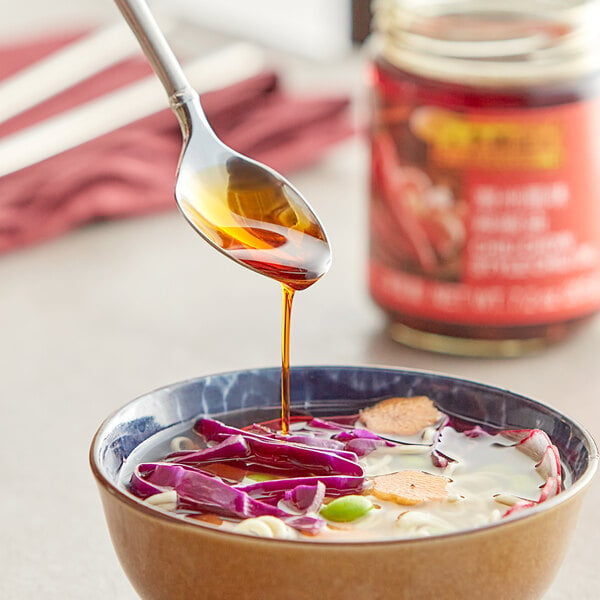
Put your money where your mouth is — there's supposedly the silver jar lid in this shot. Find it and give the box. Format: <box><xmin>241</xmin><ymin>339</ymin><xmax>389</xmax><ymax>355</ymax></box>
<box><xmin>372</xmin><ymin>0</ymin><xmax>600</xmax><ymax>87</ymax></box>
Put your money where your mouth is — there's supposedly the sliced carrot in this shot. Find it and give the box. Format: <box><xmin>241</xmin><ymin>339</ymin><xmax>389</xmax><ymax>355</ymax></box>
<box><xmin>190</xmin><ymin>513</ymin><xmax>224</xmax><ymax>525</ymax></box>
<box><xmin>359</xmin><ymin>396</ymin><xmax>442</xmax><ymax>436</ymax></box>
<box><xmin>370</xmin><ymin>470</ymin><xmax>448</xmax><ymax>505</ymax></box>
<box><xmin>200</xmin><ymin>462</ymin><xmax>248</xmax><ymax>483</ymax></box>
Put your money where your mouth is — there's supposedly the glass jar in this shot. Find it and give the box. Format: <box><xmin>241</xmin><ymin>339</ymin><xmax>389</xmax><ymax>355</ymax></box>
<box><xmin>368</xmin><ymin>0</ymin><xmax>600</xmax><ymax>356</ymax></box>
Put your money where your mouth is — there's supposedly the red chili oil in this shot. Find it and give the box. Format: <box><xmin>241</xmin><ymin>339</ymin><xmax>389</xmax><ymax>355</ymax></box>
<box><xmin>368</xmin><ymin>1</ymin><xmax>600</xmax><ymax>356</ymax></box>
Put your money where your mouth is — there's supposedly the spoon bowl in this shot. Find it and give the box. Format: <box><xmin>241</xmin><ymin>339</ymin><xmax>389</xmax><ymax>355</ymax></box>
<box><xmin>172</xmin><ymin>92</ymin><xmax>331</xmax><ymax>290</ymax></box>
<box><xmin>114</xmin><ymin>0</ymin><xmax>331</xmax><ymax>288</ymax></box>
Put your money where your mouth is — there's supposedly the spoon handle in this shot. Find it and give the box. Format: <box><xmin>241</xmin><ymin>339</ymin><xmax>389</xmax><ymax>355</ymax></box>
<box><xmin>113</xmin><ymin>0</ymin><xmax>194</xmax><ymax>102</ymax></box>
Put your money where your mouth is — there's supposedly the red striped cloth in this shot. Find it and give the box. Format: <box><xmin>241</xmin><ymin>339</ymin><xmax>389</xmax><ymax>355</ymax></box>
<box><xmin>0</xmin><ymin>32</ymin><xmax>352</xmax><ymax>253</ymax></box>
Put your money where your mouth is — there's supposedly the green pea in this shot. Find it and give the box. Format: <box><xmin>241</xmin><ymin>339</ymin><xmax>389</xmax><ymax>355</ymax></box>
<box><xmin>320</xmin><ymin>495</ymin><xmax>374</xmax><ymax>522</ymax></box>
<box><xmin>246</xmin><ymin>473</ymin><xmax>275</xmax><ymax>482</ymax></box>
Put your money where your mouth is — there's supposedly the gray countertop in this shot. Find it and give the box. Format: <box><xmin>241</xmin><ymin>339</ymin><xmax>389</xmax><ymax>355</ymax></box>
<box><xmin>1</xmin><ymin>2</ymin><xmax>598</xmax><ymax>598</ymax></box>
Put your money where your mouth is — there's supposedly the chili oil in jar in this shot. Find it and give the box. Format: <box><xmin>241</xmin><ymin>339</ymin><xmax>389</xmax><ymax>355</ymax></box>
<box><xmin>368</xmin><ymin>0</ymin><xmax>600</xmax><ymax>356</ymax></box>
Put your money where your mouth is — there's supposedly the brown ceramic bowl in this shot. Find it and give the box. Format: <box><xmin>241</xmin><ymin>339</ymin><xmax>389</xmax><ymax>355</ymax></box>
<box><xmin>90</xmin><ymin>366</ymin><xmax>597</xmax><ymax>600</ymax></box>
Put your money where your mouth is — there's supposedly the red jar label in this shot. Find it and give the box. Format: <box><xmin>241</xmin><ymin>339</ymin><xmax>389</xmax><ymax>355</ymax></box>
<box><xmin>369</xmin><ymin>69</ymin><xmax>600</xmax><ymax>325</ymax></box>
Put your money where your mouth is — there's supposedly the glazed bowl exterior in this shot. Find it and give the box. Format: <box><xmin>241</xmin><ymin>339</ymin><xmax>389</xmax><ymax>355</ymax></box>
<box><xmin>90</xmin><ymin>366</ymin><xmax>598</xmax><ymax>600</ymax></box>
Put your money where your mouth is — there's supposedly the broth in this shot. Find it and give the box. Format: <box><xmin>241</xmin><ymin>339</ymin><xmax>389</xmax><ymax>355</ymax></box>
<box><xmin>122</xmin><ymin>400</ymin><xmax>564</xmax><ymax>542</ymax></box>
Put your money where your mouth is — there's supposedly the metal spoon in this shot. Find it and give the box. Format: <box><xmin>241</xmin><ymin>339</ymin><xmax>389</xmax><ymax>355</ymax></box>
<box><xmin>114</xmin><ymin>0</ymin><xmax>331</xmax><ymax>290</ymax></box>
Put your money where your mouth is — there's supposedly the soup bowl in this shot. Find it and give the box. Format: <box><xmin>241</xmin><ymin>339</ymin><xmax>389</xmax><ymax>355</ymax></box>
<box><xmin>90</xmin><ymin>366</ymin><xmax>597</xmax><ymax>600</ymax></box>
